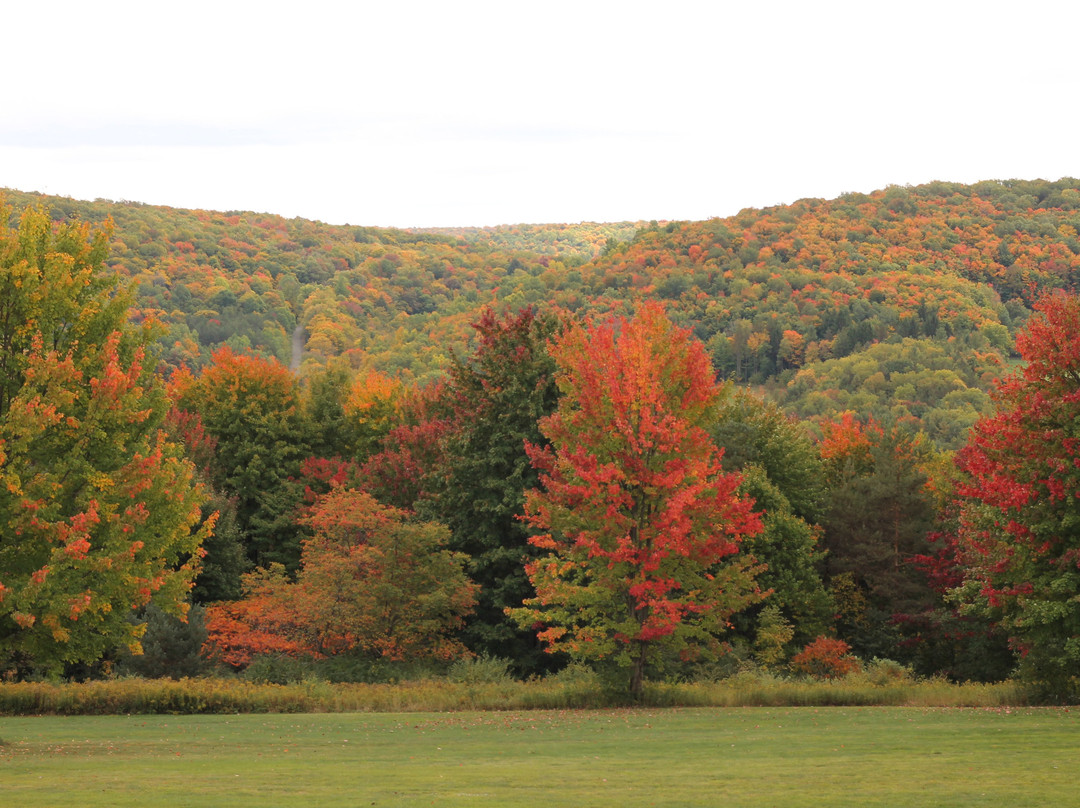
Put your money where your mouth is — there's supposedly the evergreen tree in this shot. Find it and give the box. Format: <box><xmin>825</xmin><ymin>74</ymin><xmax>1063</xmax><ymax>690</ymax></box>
<box><xmin>426</xmin><ymin>307</ymin><xmax>562</xmax><ymax>674</ymax></box>
<box><xmin>820</xmin><ymin>420</ymin><xmax>937</xmax><ymax>658</ymax></box>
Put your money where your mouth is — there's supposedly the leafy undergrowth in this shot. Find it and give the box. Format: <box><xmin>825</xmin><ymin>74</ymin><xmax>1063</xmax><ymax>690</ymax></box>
<box><xmin>0</xmin><ymin>670</ymin><xmax>1023</xmax><ymax>715</ymax></box>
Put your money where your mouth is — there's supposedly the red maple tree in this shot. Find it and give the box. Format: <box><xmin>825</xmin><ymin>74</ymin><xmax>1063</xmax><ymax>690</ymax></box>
<box><xmin>950</xmin><ymin>292</ymin><xmax>1080</xmax><ymax>697</ymax></box>
<box><xmin>510</xmin><ymin>302</ymin><xmax>764</xmax><ymax>698</ymax></box>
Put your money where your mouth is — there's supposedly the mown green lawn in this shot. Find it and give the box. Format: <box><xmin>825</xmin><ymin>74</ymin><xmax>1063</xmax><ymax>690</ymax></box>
<box><xmin>1</xmin><ymin>707</ymin><xmax>1076</xmax><ymax>807</ymax></box>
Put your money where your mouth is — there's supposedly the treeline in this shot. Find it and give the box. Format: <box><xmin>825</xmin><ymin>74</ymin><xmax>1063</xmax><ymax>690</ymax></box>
<box><xmin>3</xmin><ymin>182</ymin><xmax>1080</xmax><ymax>699</ymax></box>
<box><xmin>156</xmin><ymin>303</ymin><xmax>1018</xmax><ymax>693</ymax></box>
<box><xmin>171</xmin><ymin>294</ymin><xmax>1080</xmax><ymax>701</ymax></box>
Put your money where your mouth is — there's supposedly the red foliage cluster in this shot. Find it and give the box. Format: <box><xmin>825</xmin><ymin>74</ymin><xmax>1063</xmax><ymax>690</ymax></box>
<box><xmin>790</xmin><ymin>636</ymin><xmax>861</xmax><ymax>679</ymax></box>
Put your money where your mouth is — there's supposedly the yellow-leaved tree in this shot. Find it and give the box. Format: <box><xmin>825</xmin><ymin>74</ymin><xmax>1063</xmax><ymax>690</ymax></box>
<box><xmin>0</xmin><ymin>204</ymin><xmax>209</xmax><ymax>677</ymax></box>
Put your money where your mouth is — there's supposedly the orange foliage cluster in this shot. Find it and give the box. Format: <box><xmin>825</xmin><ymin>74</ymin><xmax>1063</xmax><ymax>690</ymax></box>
<box><xmin>202</xmin><ymin>490</ymin><xmax>476</xmax><ymax>667</ymax></box>
<box><xmin>790</xmin><ymin>636</ymin><xmax>861</xmax><ymax>679</ymax></box>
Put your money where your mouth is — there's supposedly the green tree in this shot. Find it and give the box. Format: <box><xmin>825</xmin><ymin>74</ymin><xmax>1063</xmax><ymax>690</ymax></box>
<box><xmin>172</xmin><ymin>348</ymin><xmax>309</xmax><ymax>572</ymax></box>
<box><xmin>116</xmin><ymin>602</ymin><xmax>209</xmax><ymax>679</ymax></box>
<box><xmin>820</xmin><ymin>418</ymin><xmax>937</xmax><ymax>659</ymax></box>
<box><xmin>0</xmin><ymin>205</ymin><xmax>208</xmax><ymax>676</ymax></box>
<box><xmin>426</xmin><ymin>306</ymin><xmax>562</xmax><ymax>675</ymax></box>
<box><xmin>301</xmin><ymin>359</ymin><xmax>355</xmax><ymax>460</ymax></box>
<box><xmin>710</xmin><ymin>386</ymin><xmax>826</xmax><ymax>523</ymax></box>
<box><xmin>735</xmin><ymin>466</ymin><xmax>832</xmax><ymax>645</ymax></box>
<box><xmin>708</xmin><ymin>388</ymin><xmax>832</xmax><ymax>649</ymax></box>
<box><xmin>162</xmin><ymin>407</ymin><xmax>248</xmax><ymax>603</ymax></box>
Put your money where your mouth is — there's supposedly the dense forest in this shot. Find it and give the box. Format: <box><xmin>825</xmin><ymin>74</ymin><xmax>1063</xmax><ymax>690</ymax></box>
<box><xmin>3</xmin><ymin>178</ymin><xmax>1080</xmax><ymax>699</ymax></box>
<box><xmin>7</xmin><ymin>179</ymin><xmax>1078</xmax><ymax>448</ymax></box>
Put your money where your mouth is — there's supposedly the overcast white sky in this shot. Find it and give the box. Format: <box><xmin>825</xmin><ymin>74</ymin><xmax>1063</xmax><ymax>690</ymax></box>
<box><xmin>3</xmin><ymin>1</ymin><xmax>1078</xmax><ymax>228</ymax></box>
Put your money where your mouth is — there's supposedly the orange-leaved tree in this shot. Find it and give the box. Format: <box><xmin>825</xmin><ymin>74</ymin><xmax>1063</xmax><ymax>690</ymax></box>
<box><xmin>204</xmin><ymin>488</ymin><xmax>476</xmax><ymax>666</ymax></box>
<box><xmin>299</xmin><ymin>488</ymin><xmax>477</xmax><ymax>661</ymax></box>
<box><xmin>509</xmin><ymin>302</ymin><xmax>765</xmax><ymax>698</ymax></box>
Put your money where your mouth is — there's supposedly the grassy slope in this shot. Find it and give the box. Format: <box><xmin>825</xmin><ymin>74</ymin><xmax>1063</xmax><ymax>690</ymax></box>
<box><xmin>2</xmin><ymin>708</ymin><xmax>1076</xmax><ymax>807</ymax></box>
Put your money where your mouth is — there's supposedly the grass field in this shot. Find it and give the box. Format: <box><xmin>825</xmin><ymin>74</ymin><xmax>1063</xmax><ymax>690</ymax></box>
<box><xmin>2</xmin><ymin>707</ymin><xmax>1077</xmax><ymax>807</ymax></box>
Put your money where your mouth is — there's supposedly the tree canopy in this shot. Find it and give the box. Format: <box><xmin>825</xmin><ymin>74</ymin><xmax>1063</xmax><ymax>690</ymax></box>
<box><xmin>0</xmin><ymin>205</ymin><xmax>208</xmax><ymax>676</ymax></box>
<box><xmin>950</xmin><ymin>293</ymin><xmax>1080</xmax><ymax>699</ymax></box>
<box><xmin>511</xmin><ymin>303</ymin><xmax>764</xmax><ymax>697</ymax></box>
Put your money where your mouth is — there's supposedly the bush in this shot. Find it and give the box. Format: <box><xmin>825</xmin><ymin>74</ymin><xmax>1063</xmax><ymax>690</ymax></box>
<box><xmin>313</xmin><ymin>654</ymin><xmax>446</xmax><ymax>684</ymax></box>
<box><xmin>862</xmin><ymin>658</ymin><xmax>916</xmax><ymax>686</ymax></box>
<box><xmin>546</xmin><ymin>662</ymin><xmax>600</xmax><ymax>689</ymax></box>
<box><xmin>0</xmin><ymin>673</ymin><xmax>1024</xmax><ymax>715</ymax></box>
<box><xmin>243</xmin><ymin>654</ymin><xmax>314</xmax><ymax>685</ymax></box>
<box><xmin>753</xmin><ymin>604</ymin><xmax>795</xmax><ymax>668</ymax></box>
<box><xmin>446</xmin><ymin>654</ymin><xmax>513</xmax><ymax>685</ymax></box>
<box><xmin>790</xmin><ymin>637</ymin><xmax>861</xmax><ymax>680</ymax></box>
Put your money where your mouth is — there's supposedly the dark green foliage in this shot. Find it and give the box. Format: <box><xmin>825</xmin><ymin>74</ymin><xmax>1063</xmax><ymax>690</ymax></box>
<box><xmin>301</xmin><ymin>360</ymin><xmax>356</xmax><ymax>460</ymax></box>
<box><xmin>242</xmin><ymin>653</ymin><xmax>312</xmax><ymax>685</ymax></box>
<box><xmin>891</xmin><ymin>606</ymin><xmax>1014</xmax><ymax>683</ymax></box>
<box><xmin>174</xmin><ymin>349</ymin><xmax>311</xmax><ymax>572</ymax></box>
<box><xmin>117</xmin><ymin>604</ymin><xmax>209</xmax><ymax>679</ymax></box>
<box><xmin>191</xmin><ymin>492</ymin><xmax>248</xmax><ymax>603</ymax></box>
<box><xmin>736</xmin><ymin>467</ymin><xmax>832</xmax><ymax>644</ymax></box>
<box><xmin>312</xmin><ymin>653</ymin><xmax>446</xmax><ymax>684</ymax></box>
<box><xmin>708</xmin><ymin>389</ymin><xmax>832</xmax><ymax>648</ymax></box>
<box><xmin>822</xmin><ymin>428</ymin><xmax>938</xmax><ymax>659</ymax></box>
<box><xmin>424</xmin><ymin>307</ymin><xmax>564</xmax><ymax>676</ymax></box>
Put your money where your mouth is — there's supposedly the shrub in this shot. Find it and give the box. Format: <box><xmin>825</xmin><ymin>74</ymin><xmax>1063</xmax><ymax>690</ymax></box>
<box><xmin>314</xmin><ymin>653</ymin><xmax>446</xmax><ymax>684</ymax></box>
<box><xmin>243</xmin><ymin>654</ymin><xmax>314</xmax><ymax>685</ymax></box>
<box><xmin>546</xmin><ymin>662</ymin><xmax>599</xmax><ymax>689</ymax></box>
<box><xmin>446</xmin><ymin>654</ymin><xmax>513</xmax><ymax>685</ymax></box>
<box><xmin>753</xmin><ymin>604</ymin><xmax>795</xmax><ymax>668</ymax></box>
<box><xmin>862</xmin><ymin>657</ymin><xmax>916</xmax><ymax>686</ymax></box>
<box><xmin>791</xmin><ymin>636</ymin><xmax>861</xmax><ymax>679</ymax></box>
<box><xmin>0</xmin><ymin>673</ymin><xmax>1024</xmax><ymax>714</ymax></box>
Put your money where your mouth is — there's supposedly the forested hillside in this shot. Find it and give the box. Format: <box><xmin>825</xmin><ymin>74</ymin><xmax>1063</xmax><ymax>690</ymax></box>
<box><xmin>4</xmin><ymin>179</ymin><xmax>1080</xmax><ymax>698</ymax></box>
<box><xmin>417</xmin><ymin>221</ymin><xmax>643</xmax><ymax>261</ymax></box>
<box><xmin>6</xmin><ymin>179</ymin><xmax>1078</xmax><ymax>447</ymax></box>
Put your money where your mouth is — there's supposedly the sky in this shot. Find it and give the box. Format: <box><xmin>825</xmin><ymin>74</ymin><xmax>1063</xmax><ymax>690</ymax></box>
<box><xmin>4</xmin><ymin>1</ymin><xmax>1079</xmax><ymax>228</ymax></box>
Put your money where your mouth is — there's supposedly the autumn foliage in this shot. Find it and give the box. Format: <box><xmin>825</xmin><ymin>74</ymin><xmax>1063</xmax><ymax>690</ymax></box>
<box><xmin>512</xmin><ymin>303</ymin><xmax>764</xmax><ymax>696</ymax></box>
<box><xmin>204</xmin><ymin>489</ymin><xmax>476</xmax><ymax>666</ymax></box>
<box><xmin>950</xmin><ymin>293</ymin><xmax>1080</xmax><ymax>696</ymax></box>
<box><xmin>790</xmin><ymin>636</ymin><xmax>861</xmax><ymax>679</ymax></box>
<box><xmin>15</xmin><ymin>184</ymin><xmax>1080</xmax><ymax>693</ymax></box>
<box><xmin>0</xmin><ymin>206</ymin><xmax>208</xmax><ymax>675</ymax></box>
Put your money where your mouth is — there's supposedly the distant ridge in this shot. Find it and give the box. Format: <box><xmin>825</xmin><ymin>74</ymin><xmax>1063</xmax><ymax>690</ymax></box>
<box><xmin>4</xmin><ymin>178</ymin><xmax>1080</xmax><ymax>446</ymax></box>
